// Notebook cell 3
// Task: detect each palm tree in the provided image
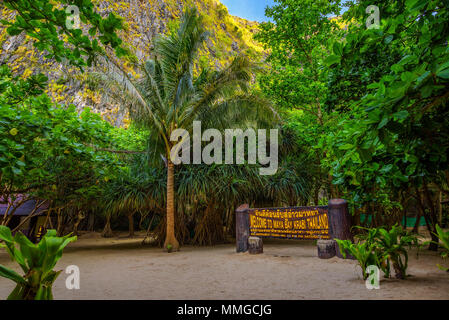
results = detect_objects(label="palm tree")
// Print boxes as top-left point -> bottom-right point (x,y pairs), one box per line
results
92,7 -> 275,251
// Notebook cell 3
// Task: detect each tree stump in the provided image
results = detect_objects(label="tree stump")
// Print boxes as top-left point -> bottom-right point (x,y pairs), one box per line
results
317,239 -> 336,259
248,236 -> 263,254
236,204 -> 250,252
328,199 -> 353,258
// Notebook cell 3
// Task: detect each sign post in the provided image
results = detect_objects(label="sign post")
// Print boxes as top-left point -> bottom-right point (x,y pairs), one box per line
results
235,199 -> 352,258
236,204 -> 250,253
328,199 -> 353,258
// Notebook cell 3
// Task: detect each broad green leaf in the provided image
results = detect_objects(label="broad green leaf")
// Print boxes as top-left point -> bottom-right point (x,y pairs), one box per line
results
393,110 -> 409,121
436,69 -> 449,79
324,55 -> 341,66
377,116 -> 388,129
0,265 -> 26,284
0,226 -> 14,243
7,284 -> 26,300
333,41 -> 343,56
436,61 -> 449,74
339,143 -> 354,150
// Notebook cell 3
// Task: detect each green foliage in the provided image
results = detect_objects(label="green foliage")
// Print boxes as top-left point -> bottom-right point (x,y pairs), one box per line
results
2,0 -> 447,249
372,225 -> 418,279
435,225 -> 449,255
217,4 -> 228,20
166,243 -> 173,253
98,7 -> 274,160
257,0 -> 449,241
433,225 -> 449,272
89,7 -> 277,249
0,64 -> 135,230
100,147 -> 312,246
255,0 -> 346,204
0,226 -> 76,300
326,0 -> 449,205
336,239 -> 379,280
103,163 -> 166,217
167,18 -> 181,35
337,225 -> 418,280
2,0 -> 129,69
256,0 -> 343,112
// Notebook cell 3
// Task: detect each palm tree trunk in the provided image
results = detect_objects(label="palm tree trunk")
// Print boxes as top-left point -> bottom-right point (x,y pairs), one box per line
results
72,210 -> 85,236
164,161 -> 180,251
128,212 -> 134,237
102,215 -> 113,238
56,208 -> 64,236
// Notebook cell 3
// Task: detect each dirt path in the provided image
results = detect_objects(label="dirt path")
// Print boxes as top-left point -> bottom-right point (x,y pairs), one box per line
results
1,232 -> 448,300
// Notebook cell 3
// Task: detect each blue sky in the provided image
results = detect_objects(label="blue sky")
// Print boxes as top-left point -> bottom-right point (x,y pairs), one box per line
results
220,0 -> 275,22
220,1 -> 348,22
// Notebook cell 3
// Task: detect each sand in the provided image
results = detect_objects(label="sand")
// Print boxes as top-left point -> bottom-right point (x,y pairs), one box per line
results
1,231 -> 448,300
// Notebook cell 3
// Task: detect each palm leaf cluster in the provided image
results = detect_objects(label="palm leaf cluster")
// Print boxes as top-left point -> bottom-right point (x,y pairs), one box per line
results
101,152 -> 312,245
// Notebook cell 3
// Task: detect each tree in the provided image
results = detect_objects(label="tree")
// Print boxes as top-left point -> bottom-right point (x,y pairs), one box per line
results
0,64 -> 127,234
255,0 -> 344,202
102,163 -> 165,238
325,0 -> 449,248
95,7 -> 274,251
256,0 -> 343,124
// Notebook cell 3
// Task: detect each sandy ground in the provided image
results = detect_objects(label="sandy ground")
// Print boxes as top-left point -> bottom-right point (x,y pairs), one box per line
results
1,231 -> 449,300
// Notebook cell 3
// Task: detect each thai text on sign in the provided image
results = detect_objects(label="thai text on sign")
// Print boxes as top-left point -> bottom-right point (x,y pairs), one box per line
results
248,206 -> 330,240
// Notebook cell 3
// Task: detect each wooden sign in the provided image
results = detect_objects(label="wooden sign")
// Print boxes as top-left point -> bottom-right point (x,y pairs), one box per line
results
235,199 -> 352,257
248,206 -> 330,240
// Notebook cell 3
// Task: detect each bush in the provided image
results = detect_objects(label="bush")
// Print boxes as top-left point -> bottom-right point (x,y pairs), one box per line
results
337,225 -> 418,280
374,225 -> 418,279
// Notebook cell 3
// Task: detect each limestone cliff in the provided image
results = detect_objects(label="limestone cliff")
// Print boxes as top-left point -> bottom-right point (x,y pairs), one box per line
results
0,0 -> 265,126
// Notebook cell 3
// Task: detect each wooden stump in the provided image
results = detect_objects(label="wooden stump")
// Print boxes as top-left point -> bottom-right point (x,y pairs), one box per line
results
236,204 -> 250,252
328,199 -> 353,259
248,236 -> 263,254
317,239 -> 336,259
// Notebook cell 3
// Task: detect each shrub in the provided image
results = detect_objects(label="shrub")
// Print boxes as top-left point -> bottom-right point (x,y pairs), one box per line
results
373,225 -> 418,279
337,224 -> 418,280
336,239 -> 379,280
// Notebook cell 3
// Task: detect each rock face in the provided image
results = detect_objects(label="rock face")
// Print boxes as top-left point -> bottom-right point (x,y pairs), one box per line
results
0,0 -> 265,127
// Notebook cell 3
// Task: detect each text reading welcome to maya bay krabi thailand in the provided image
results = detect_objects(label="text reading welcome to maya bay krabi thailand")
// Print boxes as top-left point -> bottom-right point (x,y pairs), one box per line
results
249,207 -> 330,239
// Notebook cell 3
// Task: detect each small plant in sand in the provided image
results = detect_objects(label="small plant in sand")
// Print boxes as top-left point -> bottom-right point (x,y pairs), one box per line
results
337,225 -> 418,280
0,226 -> 77,300
373,225 -> 418,279
166,243 -> 173,253
432,225 -> 449,272
335,239 -> 379,280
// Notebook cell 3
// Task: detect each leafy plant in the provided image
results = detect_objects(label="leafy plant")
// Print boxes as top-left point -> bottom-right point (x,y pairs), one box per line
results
336,239 -> 379,280
323,0 -> 449,248
337,225 -> 418,280
353,227 -> 391,278
166,243 -> 173,253
2,0 -> 129,68
432,225 -> 449,272
373,225 -> 418,279
0,226 -> 76,300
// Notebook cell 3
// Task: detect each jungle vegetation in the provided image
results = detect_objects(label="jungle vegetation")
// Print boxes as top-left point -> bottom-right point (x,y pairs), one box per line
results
0,0 -> 448,252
